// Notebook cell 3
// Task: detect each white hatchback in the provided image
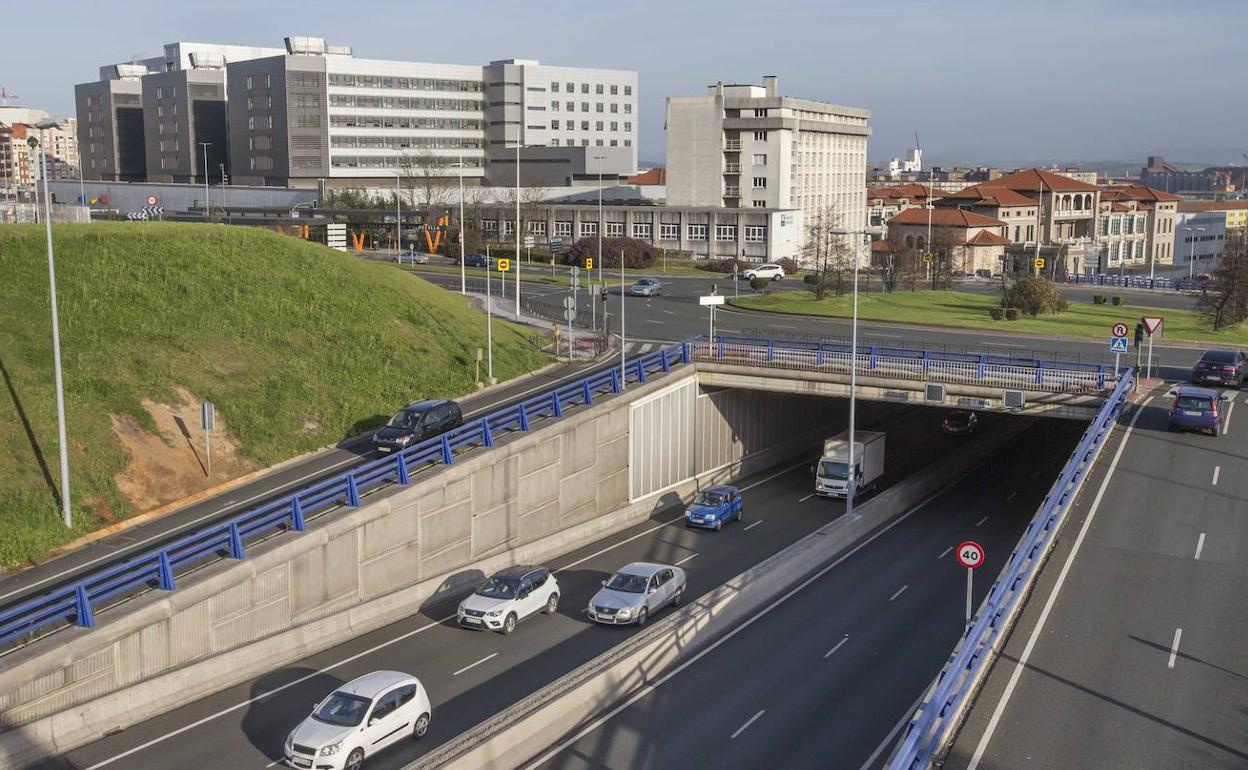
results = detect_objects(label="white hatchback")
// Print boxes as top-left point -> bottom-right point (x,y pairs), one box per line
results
742,263 -> 785,281
457,565 -> 560,634
284,670 -> 431,770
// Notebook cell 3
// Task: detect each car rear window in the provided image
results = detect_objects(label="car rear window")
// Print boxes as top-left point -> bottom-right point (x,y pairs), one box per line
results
1200,351 -> 1236,364
1176,396 -> 1213,410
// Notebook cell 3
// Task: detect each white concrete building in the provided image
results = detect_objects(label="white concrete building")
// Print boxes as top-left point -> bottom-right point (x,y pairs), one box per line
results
1175,209 -> 1227,271
665,75 -> 870,246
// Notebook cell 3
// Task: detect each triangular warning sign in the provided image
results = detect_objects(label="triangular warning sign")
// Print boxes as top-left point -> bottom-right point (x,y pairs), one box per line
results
1142,316 -> 1163,335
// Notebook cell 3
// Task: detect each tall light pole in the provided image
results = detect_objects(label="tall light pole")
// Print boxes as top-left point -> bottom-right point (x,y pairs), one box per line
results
1187,226 -> 1207,280
390,166 -> 402,262
455,157 -> 466,294
593,153 -> 607,285
197,141 -> 211,221
515,142 -> 522,319
31,129 -> 73,527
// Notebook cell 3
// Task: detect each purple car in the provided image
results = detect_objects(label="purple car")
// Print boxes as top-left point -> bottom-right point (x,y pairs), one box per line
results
1168,386 -> 1222,435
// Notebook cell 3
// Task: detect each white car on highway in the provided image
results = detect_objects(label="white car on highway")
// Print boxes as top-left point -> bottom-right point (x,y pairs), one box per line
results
741,263 -> 785,281
284,670 -> 430,770
587,562 -> 686,626
457,565 -> 560,634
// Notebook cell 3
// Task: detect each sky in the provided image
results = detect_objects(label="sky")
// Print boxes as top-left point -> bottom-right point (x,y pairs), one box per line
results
4,0 -> 1246,167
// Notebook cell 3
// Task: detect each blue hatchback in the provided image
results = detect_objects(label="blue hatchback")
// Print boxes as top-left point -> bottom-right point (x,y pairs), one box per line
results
684,485 -> 743,530
1168,386 -> 1222,435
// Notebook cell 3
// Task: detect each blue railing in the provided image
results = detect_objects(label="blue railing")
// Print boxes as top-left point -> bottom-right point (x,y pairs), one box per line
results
886,367 -> 1136,769
1061,273 -> 1211,292
0,344 -> 688,651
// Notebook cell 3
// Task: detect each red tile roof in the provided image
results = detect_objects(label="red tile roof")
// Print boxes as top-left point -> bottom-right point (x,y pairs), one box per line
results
940,184 -> 1035,207
986,168 -> 1101,193
966,230 -> 1010,246
627,167 -> 666,185
866,183 -> 940,201
1178,200 -> 1248,213
1101,185 -> 1182,203
889,207 -> 1007,228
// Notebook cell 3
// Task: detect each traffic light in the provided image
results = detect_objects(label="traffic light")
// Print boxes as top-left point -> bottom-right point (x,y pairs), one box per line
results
1134,322 -> 1145,346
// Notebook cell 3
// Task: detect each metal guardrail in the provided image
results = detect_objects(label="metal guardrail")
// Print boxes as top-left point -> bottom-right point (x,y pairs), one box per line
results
886,368 -> 1136,768
1061,273 -> 1211,292
0,335 -> 1123,654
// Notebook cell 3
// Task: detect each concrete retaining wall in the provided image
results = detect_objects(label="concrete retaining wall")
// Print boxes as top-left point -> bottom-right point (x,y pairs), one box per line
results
0,372 -> 839,768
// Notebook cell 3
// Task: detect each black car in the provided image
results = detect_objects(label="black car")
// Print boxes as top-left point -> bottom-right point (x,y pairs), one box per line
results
1191,348 -> 1247,387
941,410 -> 980,436
459,253 -> 489,268
373,399 -> 464,453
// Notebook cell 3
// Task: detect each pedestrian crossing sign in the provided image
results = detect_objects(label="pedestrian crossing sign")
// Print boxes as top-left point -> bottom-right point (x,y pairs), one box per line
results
1109,337 -> 1128,353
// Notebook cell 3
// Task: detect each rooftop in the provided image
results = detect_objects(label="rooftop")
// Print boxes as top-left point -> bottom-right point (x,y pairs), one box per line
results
889,208 -> 1007,228
985,168 -> 1101,193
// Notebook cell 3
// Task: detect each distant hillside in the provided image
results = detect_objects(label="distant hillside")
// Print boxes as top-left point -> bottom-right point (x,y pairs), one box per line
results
0,223 -> 547,566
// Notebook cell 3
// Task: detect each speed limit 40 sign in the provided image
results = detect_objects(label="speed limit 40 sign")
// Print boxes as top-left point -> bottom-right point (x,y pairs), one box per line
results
956,540 -> 985,570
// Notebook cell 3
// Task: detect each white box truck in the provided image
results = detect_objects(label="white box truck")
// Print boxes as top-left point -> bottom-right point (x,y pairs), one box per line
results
814,430 -> 886,499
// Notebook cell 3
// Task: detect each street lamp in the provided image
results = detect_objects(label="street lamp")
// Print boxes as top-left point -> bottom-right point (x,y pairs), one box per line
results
511,142 -> 544,319
30,128 -> 73,527
388,165 -> 402,262
1187,226 -> 1207,280
593,153 -> 607,286
197,141 -> 212,221
452,157 -> 468,294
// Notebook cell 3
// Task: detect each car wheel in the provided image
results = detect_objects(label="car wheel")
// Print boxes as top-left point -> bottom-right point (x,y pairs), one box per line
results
772,275 -> 781,281
636,607 -> 649,627
715,518 -> 723,531
671,587 -> 683,607
413,713 -> 431,739
502,613 -> 517,635
345,748 -> 365,770
544,593 -> 559,615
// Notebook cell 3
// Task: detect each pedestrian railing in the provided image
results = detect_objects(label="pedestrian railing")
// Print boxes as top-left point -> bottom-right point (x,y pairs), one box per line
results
1061,273 -> 1212,292
886,368 -> 1135,769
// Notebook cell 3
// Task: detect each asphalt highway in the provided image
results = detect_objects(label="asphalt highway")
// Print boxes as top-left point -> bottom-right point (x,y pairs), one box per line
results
44,401 -> 1022,770
944,386 -> 1248,769
529,418 -> 1087,770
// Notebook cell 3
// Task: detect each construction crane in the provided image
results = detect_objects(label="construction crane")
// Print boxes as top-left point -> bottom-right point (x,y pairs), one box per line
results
0,87 -> 17,106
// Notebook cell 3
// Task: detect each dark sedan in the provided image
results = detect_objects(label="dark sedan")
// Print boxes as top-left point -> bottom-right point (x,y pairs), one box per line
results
1191,348 -> 1247,387
373,399 -> 464,453
458,253 -> 489,268
941,410 -> 980,436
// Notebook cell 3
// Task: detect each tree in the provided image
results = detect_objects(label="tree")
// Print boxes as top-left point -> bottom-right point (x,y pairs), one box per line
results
1197,230 -> 1248,331
878,241 -> 903,293
800,205 -> 857,300
1004,277 -> 1066,316
928,229 -> 962,291
397,150 -> 455,252
563,236 -> 655,268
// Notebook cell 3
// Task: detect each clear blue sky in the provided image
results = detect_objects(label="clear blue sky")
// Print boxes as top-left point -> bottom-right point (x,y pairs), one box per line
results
5,0 -> 1245,166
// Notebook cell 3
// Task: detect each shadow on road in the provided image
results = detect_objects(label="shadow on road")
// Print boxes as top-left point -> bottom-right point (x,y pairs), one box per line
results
241,667 -> 347,762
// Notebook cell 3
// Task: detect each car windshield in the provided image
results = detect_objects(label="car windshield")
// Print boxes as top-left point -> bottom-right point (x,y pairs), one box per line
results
1200,351 -> 1236,364
693,491 -> 725,507
946,412 -> 972,424
475,575 -> 521,599
312,692 -> 371,727
605,572 -> 649,593
1177,396 -> 1213,411
387,408 -> 426,429
820,460 -> 848,480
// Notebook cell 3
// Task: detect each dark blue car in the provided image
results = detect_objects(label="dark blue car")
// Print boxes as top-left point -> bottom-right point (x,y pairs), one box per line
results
684,485 -> 743,530
460,253 -> 489,268
1168,386 -> 1222,435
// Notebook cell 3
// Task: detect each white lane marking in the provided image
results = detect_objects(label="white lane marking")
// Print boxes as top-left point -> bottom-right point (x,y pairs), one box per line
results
889,585 -> 908,602
526,468 -> 954,768
662,310 -> 675,315
1195,532 -> 1206,560
1212,466 -> 1220,486
798,493 -> 816,502
645,319 -> 664,325
1006,492 -> 1018,501
976,516 -> 989,527
1168,628 -> 1182,669
824,635 -> 849,659
730,709 -> 765,740
772,324 -> 797,330
858,692 -> 928,770
453,652 -> 499,677
1223,401 -> 1235,435
939,546 -> 954,559
743,520 -> 763,532
967,397 -> 1150,770
675,553 -> 699,566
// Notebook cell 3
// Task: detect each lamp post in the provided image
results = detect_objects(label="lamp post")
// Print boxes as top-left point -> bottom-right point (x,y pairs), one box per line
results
30,129 -> 73,527
197,141 -> 211,221
453,157 -> 467,294
593,153 -> 607,285
391,166 -> 402,263
1188,226 -> 1207,280
515,142 -> 522,319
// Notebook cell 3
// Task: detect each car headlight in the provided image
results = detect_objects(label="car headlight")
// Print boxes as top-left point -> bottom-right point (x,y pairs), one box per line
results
320,741 -> 342,756
395,434 -> 412,445
285,733 -> 293,751
616,607 -> 632,618
486,609 -> 503,617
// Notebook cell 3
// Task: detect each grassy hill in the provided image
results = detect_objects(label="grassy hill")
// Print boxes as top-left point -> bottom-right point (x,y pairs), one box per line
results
0,223 -> 547,567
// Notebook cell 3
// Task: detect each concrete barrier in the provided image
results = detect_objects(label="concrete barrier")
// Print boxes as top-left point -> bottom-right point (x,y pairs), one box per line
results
405,419 -> 1037,770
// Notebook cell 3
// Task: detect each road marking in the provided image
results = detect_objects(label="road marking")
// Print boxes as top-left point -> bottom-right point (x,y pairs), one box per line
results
976,515 -> 989,527
1006,492 -> 1018,501
1212,466 -> 1220,486
730,710 -> 765,739
453,652 -> 499,677
939,546 -> 954,559
1168,628 -> 1182,669
663,310 -> 675,315
859,692 -> 928,770
889,585 -> 908,602
675,553 -> 699,566
743,520 -> 763,531
645,319 -> 663,325
967,397 -> 1150,770
772,324 -> 797,329
1223,401 -> 1235,435
798,493 -> 816,502
1195,532 -> 1205,560
824,635 -> 850,659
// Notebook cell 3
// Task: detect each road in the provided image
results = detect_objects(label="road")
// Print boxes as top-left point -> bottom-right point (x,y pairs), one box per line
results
943,387 -> 1248,769
45,402 -> 1042,770
527,418 -> 1087,770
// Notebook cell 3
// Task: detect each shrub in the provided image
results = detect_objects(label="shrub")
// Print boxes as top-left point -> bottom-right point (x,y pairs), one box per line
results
988,307 -> 1004,320
562,236 -> 654,269
701,258 -> 740,274
749,277 -> 770,292
1006,277 -> 1065,316
1057,298 -> 1070,313
1004,307 -> 1020,320
1091,294 -> 1105,304
776,257 -> 800,275
803,274 -> 819,286
1111,296 -> 1123,306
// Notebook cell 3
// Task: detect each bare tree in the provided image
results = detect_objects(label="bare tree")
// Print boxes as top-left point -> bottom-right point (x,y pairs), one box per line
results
498,185 -> 549,259
928,229 -> 962,290
397,150 -> 456,251
1197,230 -> 1248,331
801,205 -> 856,300
879,239 -> 903,293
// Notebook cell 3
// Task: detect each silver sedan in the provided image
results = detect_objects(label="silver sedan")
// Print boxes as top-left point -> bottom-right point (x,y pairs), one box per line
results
587,562 -> 687,626
628,278 -> 662,297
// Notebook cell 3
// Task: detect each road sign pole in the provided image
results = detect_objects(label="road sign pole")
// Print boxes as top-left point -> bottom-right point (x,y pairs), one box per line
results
1147,335 -> 1154,380
966,567 -> 973,625
1115,351 -> 1121,379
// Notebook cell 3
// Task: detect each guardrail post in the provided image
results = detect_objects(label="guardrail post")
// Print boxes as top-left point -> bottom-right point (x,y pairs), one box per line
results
815,343 -> 824,367
922,350 -> 930,375
1036,361 -> 1045,386
1096,364 -> 1105,390
519,403 -> 531,429
582,379 -> 593,406
228,522 -> 245,559
869,346 -> 877,371
681,341 -> 691,364
610,369 -> 621,393
552,391 -> 564,417
396,451 -> 411,484
977,354 -> 986,379
636,358 -> 647,383
157,551 -> 176,591
74,585 -> 95,628
440,435 -> 454,465
660,350 -> 671,372
290,497 -> 307,532
347,474 -> 361,506
716,338 -> 724,359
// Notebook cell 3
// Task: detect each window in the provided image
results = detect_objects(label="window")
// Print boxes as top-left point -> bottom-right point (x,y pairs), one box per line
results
566,101 -> 574,111
580,221 -> 598,237
715,224 -> 737,241
551,81 -> 559,92
610,139 -> 618,146
502,220 -> 515,235
596,103 -> 604,113
624,85 -> 632,96
606,222 -> 624,237
753,130 -> 767,141
744,226 -> 767,241
753,200 -> 766,208
596,121 -> 604,131
752,153 -> 767,166
610,121 -> 618,131
632,222 -> 652,239
596,84 -> 604,94
753,177 -> 767,189
610,103 -> 618,113
596,139 -> 604,146
264,74 -> 271,88
551,138 -> 560,146
687,224 -> 707,240
566,82 -> 574,92
581,102 -> 590,112
581,83 -> 589,93
610,85 -> 618,95
581,120 -> 590,130
551,120 -> 559,129
624,139 -> 631,146
551,102 -> 559,111
482,219 -> 498,233
531,220 -> 547,235
754,108 -> 767,117
554,221 -> 572,237
624,104 -> 632,114
566,120 -> 574,130
624,122 -> 632,132
660,223 -> 680,240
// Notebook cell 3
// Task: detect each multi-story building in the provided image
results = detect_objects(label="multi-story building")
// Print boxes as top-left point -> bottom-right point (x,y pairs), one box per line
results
0,107 -> 79,186
1173,207 -> 1227,270
1177,200 -> 1248,230
142,66 -> 229,184
866,184 -> 938,229
1097,186 -> 1179,271
76,67 -> 148,181
665,76 -> 870,251
880,208 -> 1009,275
1139,155 -> 1234,194
936,183 -> 1040,243
866,165 -> 1002,193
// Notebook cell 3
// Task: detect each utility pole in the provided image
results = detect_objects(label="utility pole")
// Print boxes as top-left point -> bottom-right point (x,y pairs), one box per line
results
198,142 -> 211,221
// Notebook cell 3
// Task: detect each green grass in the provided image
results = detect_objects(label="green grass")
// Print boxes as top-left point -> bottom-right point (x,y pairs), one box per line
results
0,223 -> 548,567
729,289 -> 1247,345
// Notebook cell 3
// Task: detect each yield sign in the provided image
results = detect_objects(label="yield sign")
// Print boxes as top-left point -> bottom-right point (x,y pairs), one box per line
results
1142,316 -> 1164,335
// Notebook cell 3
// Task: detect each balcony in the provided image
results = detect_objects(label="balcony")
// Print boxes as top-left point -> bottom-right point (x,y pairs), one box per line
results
724,186 -> 741,197
1052,209 -> 1093,220
724,140 -> 742,151
724,163 -> 741,174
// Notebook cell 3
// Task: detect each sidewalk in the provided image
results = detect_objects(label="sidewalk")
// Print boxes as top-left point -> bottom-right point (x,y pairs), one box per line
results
467,290 -> 611,362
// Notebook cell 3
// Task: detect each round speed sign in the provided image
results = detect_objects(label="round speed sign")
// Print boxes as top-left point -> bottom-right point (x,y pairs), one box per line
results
956,540 -> 985,570
146,195 -> 159,206
1112,322 -> 1128,338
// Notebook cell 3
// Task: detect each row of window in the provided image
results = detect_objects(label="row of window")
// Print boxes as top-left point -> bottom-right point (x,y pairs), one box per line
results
244,75 -> 272,91
549,120 -> 632,132
327,74 -> 482,92
330,156 -> 485,169
549,138 -> 632,148
550,82 -> 632,96
330,135 -> 484,150
548,101 -> 633,115
1099,214 -> 1149,236
327,95 -> 482,112
484,220 -> 768,241
328,115 -> 482,131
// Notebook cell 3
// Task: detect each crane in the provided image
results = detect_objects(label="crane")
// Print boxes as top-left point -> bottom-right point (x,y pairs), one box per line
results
0,86 -> 17,106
